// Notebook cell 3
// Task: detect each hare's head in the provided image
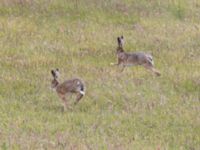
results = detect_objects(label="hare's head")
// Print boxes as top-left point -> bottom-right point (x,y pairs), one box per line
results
51,68 -> 60,89
117,36 -> 124,53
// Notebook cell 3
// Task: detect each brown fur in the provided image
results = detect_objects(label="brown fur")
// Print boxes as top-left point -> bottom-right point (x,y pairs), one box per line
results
112,36 -> 161,76
51,69 -> 85,111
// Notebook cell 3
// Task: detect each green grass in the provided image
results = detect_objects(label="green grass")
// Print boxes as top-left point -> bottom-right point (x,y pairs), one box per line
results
0,0 -> 200,149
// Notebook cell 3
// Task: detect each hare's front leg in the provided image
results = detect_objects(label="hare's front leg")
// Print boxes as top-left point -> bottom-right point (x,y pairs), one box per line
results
110,62 -> 119,66
119,64 -> 125,72
58,93 -> 68,111
110,58 -> 121,66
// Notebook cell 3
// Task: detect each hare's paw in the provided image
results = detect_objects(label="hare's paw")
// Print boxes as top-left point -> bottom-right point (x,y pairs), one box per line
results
110,62 -> 116,66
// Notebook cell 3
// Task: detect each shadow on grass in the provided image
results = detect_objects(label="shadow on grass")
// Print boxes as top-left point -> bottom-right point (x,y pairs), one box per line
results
42,104 -> 64,113
42,103 -> 80,113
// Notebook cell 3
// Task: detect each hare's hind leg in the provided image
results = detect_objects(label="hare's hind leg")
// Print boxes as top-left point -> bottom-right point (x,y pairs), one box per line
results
151,67 -> 161,76
143,64 -> 161,76
58,94 -> 68,111
74,93 -> 84,105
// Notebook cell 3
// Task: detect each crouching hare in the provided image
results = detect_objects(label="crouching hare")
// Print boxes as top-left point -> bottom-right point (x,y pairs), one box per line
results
111,36 -> 161,76
51,69 -> 85,111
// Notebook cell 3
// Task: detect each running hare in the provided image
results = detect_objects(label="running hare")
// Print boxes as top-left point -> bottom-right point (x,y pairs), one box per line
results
111,36 -> 161,76
51,68 -> 85,111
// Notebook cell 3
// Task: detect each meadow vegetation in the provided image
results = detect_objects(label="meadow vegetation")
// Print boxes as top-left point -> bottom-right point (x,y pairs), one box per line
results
0,0 -> 199,149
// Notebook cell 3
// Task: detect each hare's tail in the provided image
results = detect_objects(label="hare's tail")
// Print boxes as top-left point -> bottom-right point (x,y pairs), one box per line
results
147,54 -> 154,66
79,83 -> 85,95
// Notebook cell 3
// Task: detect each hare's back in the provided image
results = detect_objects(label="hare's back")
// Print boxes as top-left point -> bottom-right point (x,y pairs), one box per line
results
58,78 -> 83,93
127,52 -> 148,64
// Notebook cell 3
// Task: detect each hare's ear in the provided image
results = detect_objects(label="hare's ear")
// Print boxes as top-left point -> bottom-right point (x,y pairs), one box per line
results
51,70 -> 56,78
120,35 -> 124,46
117,37 -> 121,47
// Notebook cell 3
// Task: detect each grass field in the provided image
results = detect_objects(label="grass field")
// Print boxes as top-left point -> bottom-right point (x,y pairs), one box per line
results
0,0 -> 200,149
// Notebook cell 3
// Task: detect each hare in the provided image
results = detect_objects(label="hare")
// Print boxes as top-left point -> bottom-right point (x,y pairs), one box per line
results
51,68 -> 85,111
111,36 -> 161,76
